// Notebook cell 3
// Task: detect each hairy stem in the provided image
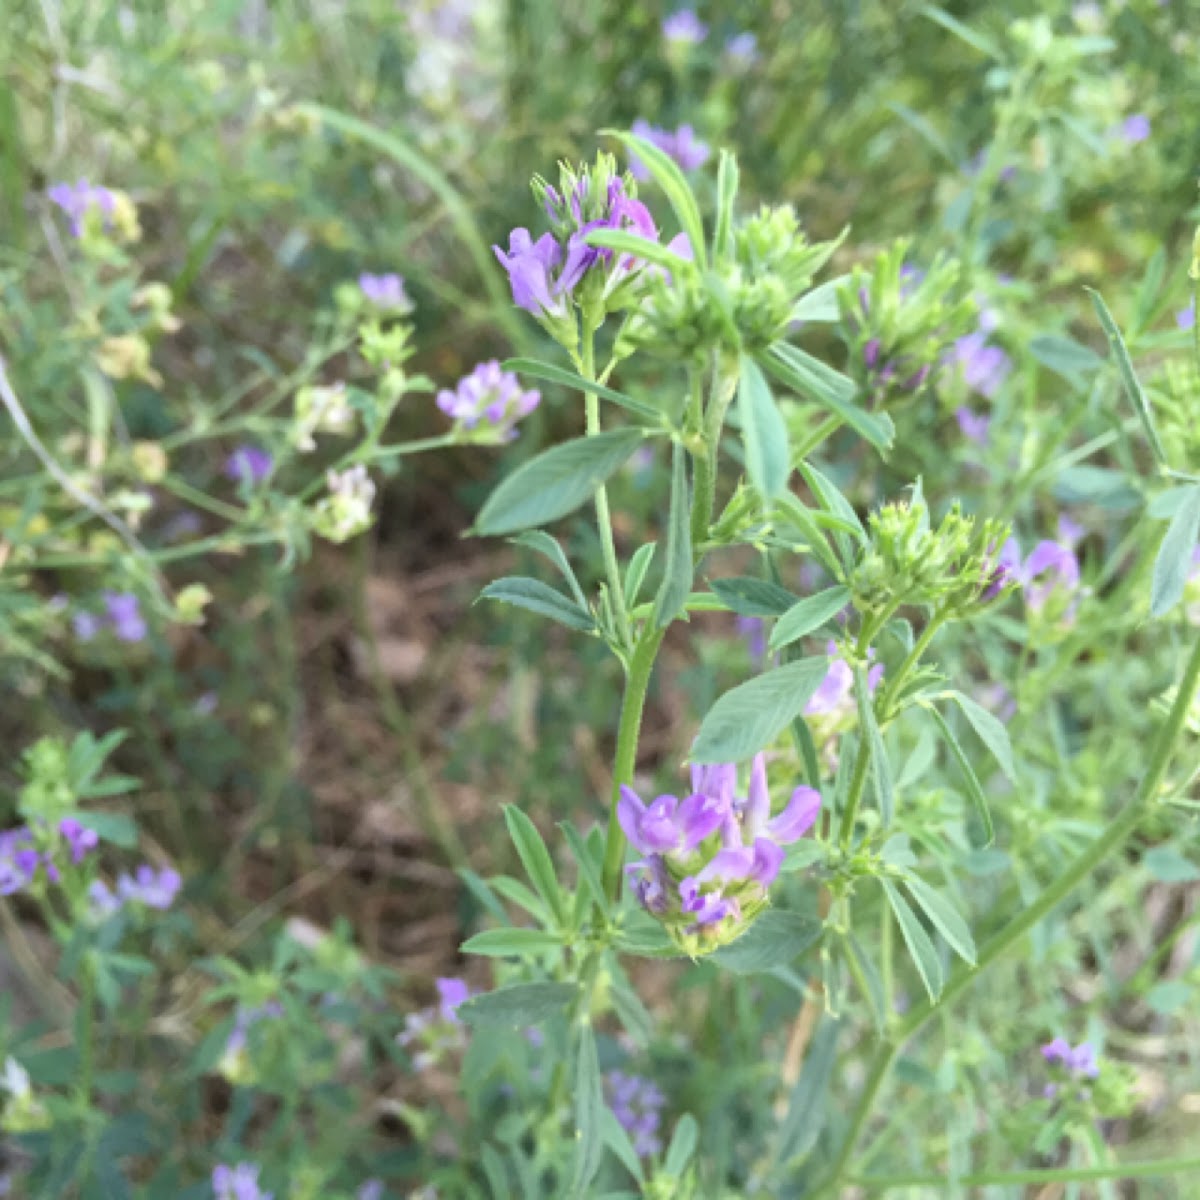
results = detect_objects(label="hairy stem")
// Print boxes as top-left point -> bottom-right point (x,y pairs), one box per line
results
816,627 -> 1200,1193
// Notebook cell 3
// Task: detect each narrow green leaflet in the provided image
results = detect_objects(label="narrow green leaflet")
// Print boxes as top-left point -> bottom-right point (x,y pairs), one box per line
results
767,343 -> 893,453
707,576 -> 799,617
713,150 -> 739,261
584,227 -> 691,271
560,822 -> 610,919
789,274 -> 859,325
1151,484 -> 1200,617
601,1109 -> 646,1186
773,494 -> 844,578
797,462 -> 867,541
769,585 -> 851,651
920,5 -> 1004,61
511,531 -> 588,608
480,1146 -> 513,1200
664,1114 -> 699,1177
853,664 -> 894,827
710,909 -> 822,974
460,928 -> 563,957
71,811 -> 137,849
845,934 -> 888,1031
571,1024 -> 605,1197
946,689 -> 1017,783
504,806 -> 565,926
885,101 -> 956,165
739,356 -> 792,502
480,578 -> 595,632
503,357 -> 661,423
692,657 -> 829,763
623,542 -> 658,609
924,704 -> 995,848
476,429 -> 645,535
775,1018 -> 840,1168
1028,334 -> 1103,383
902,874 -> 977,965
603,129 -> 707,270
458,982 -> 578,1029
1086,287 -> 1167,466
881,878 -> 944,1001
653,443 -> 693,628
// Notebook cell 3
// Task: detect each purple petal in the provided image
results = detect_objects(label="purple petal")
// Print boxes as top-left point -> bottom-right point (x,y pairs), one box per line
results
765,786 -> 822,844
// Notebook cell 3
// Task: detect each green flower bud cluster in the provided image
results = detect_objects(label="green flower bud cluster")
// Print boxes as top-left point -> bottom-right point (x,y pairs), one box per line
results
837,240 -> 977,410
18,736 -> 76,822
622,204 -> 839,361
1149,358 -> 1200,468
851,489 -> 1012,616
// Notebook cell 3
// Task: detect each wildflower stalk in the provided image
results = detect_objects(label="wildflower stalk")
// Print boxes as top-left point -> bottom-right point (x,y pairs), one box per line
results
816,626 -> 1200,1195
601,625 -> 667,902
876,605 -> 950,720
850,1153 -> 1200,1190
581,320 -> 633,650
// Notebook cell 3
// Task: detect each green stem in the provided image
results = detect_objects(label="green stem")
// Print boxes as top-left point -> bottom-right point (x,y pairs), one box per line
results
877,607 -> 949,720
793,414 -> 843,463
817,626 -> 1200,1194
581,326 -> 632,649
601,626 -> 667,902
835,740 -> 872,851
76,955 -> 96,1105
851,1154 -> 1200,1190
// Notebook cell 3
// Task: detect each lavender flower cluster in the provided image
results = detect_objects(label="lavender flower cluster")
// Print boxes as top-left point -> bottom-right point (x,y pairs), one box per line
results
437,360 -> 540,441
0,819 -> 98,895
606,1070 -> 666,1157
89,864 -> 182,916
398,977 -> 473,1070
212,1163 -> 272,1200
73,591 -> 148,643
1041,1037 -> 1100,1099
47,178 -> 116,236
621,754 -> 821,953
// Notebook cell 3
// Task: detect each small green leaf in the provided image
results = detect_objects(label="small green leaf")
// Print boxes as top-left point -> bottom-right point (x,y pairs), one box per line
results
845,934 -> 888,1031
739,356 -> 791,502
601,1109 -> 647,1185
504,806 -> 565,926
853,665 -> 893,827
664,1114 -> 699,1177
69,812 -> 137,849
476,429 -> 646,536
925,705 -> 995,848
1029,334 -> 1103,382
881,879 -> 944,1002
1146,980 -> 1192,1015
584,227 -> 691,272
710,910 -> 822,974
511,531 -> 588,607
773,495 -> 843,577
458,982 -> 578,1029
1086,286 -> 1167,466
604,128 -> 707,270
560,822 -> 610,919
776,1018 -> 840,1166
713,150 -> 739,262
797,462 -> 867,552
1151,484 -> 1200,617
902,874 -> 976,965
920,5 -> 1004,60
708,576 -> 799,617
623,542 -> 658,609
768,344 -> 893,453
570,1024 -> 604,1197
1143,846 -> 1200,883
480,577 -> 595,632
691,657 -> 830,763
503,357 -> 661,423
946,690 -> 1017,783
789,274 -> 859,325
653,444 -> 693,628
461,928 -> 562,958
769,586 -> 851,651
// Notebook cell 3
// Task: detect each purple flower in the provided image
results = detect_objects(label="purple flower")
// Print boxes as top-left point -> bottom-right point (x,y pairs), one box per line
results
623,753 -> 822,947
1118,114 -> 1151,144
606,1070 -> 667,1157
806,643 -> 883,718
118,864 -> 182,909
662,10 -> 708,43
357,1184 -> 385,1200
436,361 -> 540,440
1042,1037 -> 1100,1079
436,977 -> 471,1023
629,120 -> 711,181
956,407 -> 990,446
949,331 -> 1011,399
212,1163 -> 272,1200
88,879 -> 122,918
225,445 -> 273,486
0,829 -> 38,896
358,272 -> 411,312
72,612 -> 102,642
1177,300 -> 1195,331
58,819 -> 99,865
47,179 -> 116,237
103,592 -> 147,643
725,32 -> 759,63
494,229 -> 570,318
